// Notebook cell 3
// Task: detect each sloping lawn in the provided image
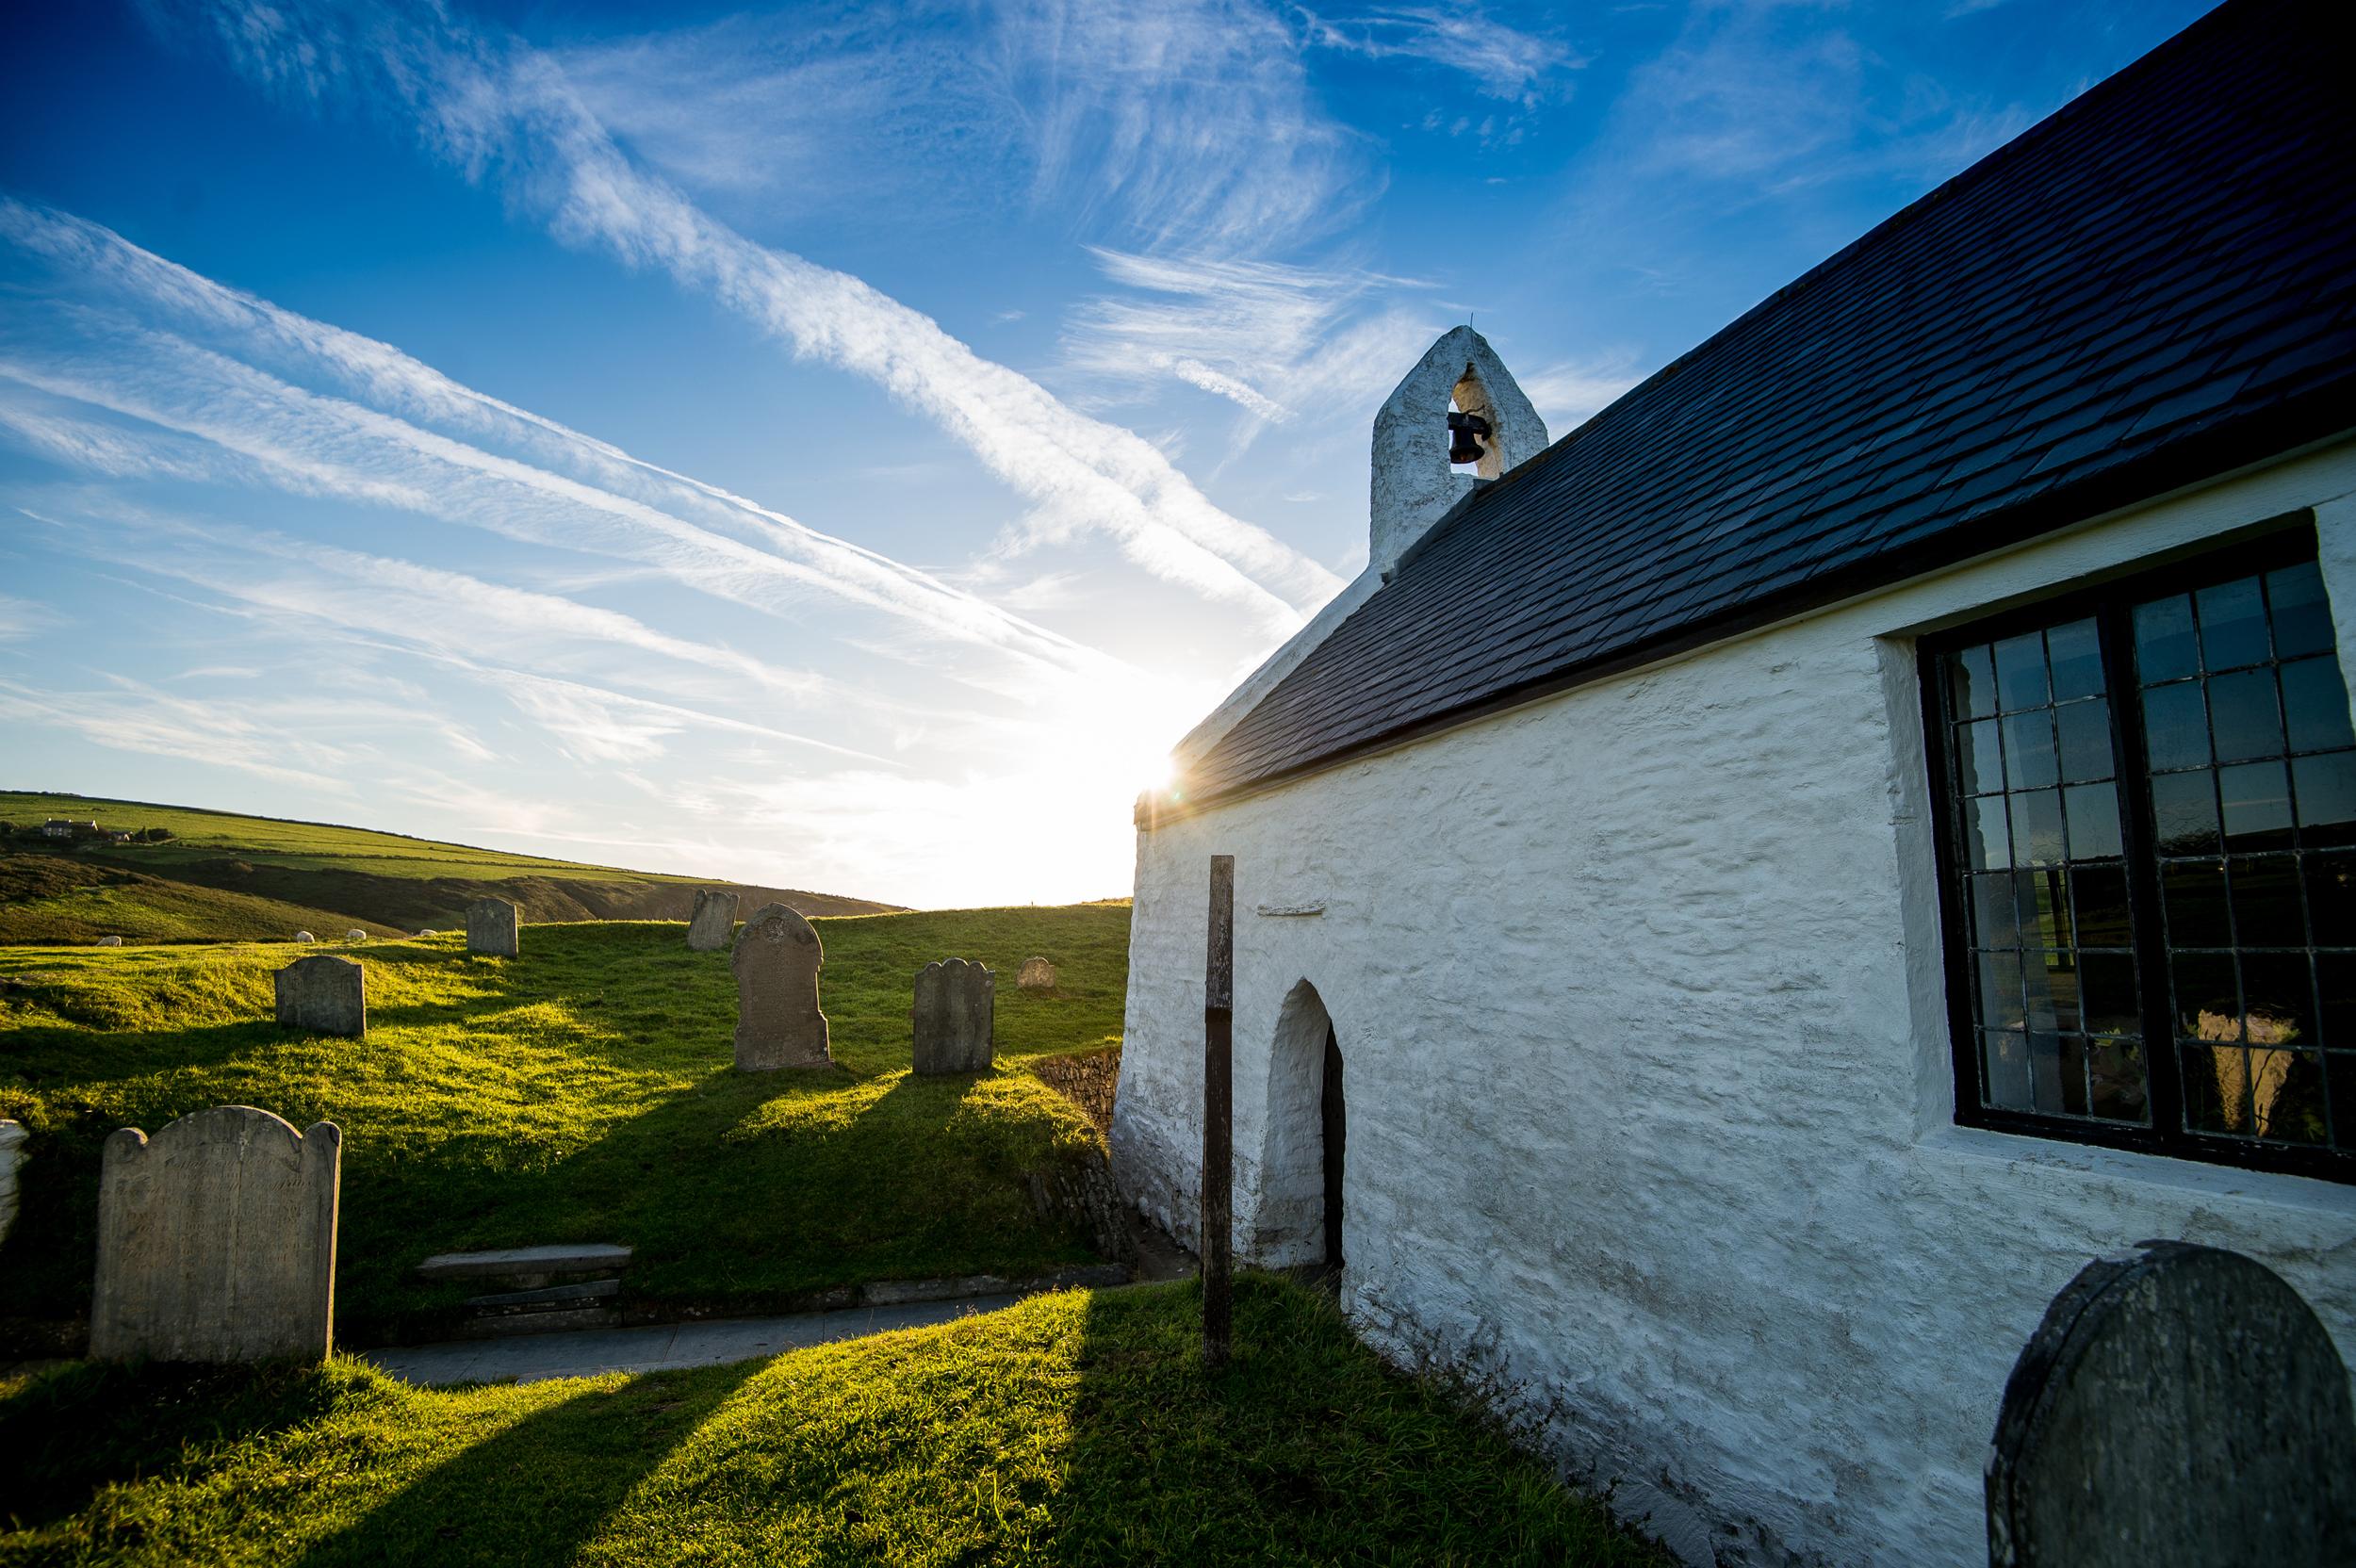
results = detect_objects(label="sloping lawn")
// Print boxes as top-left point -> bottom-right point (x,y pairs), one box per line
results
0,906 -> 1131,1345
0,1277 -> 1663,1567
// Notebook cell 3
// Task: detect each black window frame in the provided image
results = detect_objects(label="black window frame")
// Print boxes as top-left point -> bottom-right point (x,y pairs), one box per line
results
1919,519 -> 2352,1184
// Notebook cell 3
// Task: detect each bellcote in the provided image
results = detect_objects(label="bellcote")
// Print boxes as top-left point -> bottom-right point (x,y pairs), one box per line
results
1369,326 -> 1546,577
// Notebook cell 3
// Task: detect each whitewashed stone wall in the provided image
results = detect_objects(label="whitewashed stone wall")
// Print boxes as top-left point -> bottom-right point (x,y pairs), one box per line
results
1114,441 -> 2356,1565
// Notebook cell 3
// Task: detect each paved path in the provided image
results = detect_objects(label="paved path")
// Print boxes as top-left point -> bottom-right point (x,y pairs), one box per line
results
364,1294 -> 1023,1386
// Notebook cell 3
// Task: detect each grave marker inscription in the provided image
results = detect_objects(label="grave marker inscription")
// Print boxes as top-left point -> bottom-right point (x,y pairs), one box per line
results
686,889 -> 740,951
90,1106 -> 341,1364
466,897 -> 520,957
913,958 -> 994,1074
731,903 -> 829,1070
274,954 -> 366,1037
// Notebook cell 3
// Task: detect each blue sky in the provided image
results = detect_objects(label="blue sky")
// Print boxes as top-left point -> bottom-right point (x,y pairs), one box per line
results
0,0 -> 2210,907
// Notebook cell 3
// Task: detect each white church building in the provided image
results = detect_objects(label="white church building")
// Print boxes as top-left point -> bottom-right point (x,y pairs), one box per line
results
1112,2 -> 2356,1561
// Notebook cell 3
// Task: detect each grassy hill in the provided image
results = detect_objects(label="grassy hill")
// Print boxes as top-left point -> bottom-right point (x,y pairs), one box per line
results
0,1278 -> 1663,1566
0,905 -> 1129,1347
0,792 -> 900,943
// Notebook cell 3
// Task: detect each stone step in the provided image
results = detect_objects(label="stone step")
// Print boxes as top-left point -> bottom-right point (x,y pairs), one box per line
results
460,1304 -> 623,1338
417,1243 -> 632,1291
464,1278 -> 623,1315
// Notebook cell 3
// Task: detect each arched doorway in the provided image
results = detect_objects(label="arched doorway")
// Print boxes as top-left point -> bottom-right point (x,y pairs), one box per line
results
1255,980 -> 1345,1272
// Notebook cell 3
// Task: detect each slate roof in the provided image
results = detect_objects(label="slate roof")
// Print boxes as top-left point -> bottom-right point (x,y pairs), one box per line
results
1182,0 -> 2356,806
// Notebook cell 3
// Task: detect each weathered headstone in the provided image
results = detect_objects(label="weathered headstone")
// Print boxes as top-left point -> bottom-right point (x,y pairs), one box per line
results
0,1120 -> 25,1250
912,958 -> 994,1074
274,954 -> 366,1037
343,928 -> 368,943
1988,1241 -> 2356,1567
1017,956 -> 1056,990
466,897 -> 520,957
292,930 -> 316,943
93,936 -> 123,948
90,1106 -> 341,1363
731,903 -> 829,1070
686,888 -> 739,952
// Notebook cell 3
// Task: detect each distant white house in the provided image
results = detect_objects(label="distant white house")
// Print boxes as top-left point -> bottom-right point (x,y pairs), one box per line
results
41,819 -> 96,840
1115,5 -> 2356,1563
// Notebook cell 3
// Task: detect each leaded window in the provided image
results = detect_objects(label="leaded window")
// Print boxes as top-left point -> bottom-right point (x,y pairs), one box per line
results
1924,531 -> 2354,1181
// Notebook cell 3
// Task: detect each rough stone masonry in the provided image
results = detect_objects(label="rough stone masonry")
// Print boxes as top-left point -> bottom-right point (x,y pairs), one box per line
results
274,954 -> 366,1038
466,897 -> 520,957
90,1105 -> 342,1364
913,958 -> 994,1074
732,902 -> 830,1070
686,888 -> 739,952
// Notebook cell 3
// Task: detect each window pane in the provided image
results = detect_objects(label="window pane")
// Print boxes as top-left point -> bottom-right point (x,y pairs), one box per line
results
2228,856 -> 2303,947
2001,710 -> 2057,789
2055,698 -> 2115,782
2027,1031 -> 2069,1114
2173,951 -> 2239,1037
2021,869 -> 2071,950
2135,593 -> 2199,682
2064,784 -> 2122,859
1968,794 -> 2012,870
2308,852 -> 2356,947
2197,575 -> 2269,671
1994,630 -> 2049,710
2074,864 -> 2133,946
1985,1030 -> 2032,1110
2141,681 -> 2210,771
2266,562 -> 2334,659
2281,657 -> 2355,752
2207,666 -> 2283,762
2293,751 -> 2356,847
2027,950 -> 2078,1033
2047,618 -> 2105,701
2332,1054 -> 2356,1145
2011,788 -> 2066,867
2079,952 -> 2141,1036
2150,770 -> 2220,855
1956,718 -> 2004,794
2219,760 -> 2293,851
2322,965 -> 2354,1045
2089,1039 -> 2150,1121
2162,858 -> 2230,947
2243,951 -> 2315,1045
1970,873 -> 2021,949
1980,951 -> 2025,1030
1951,644 -> 1998,718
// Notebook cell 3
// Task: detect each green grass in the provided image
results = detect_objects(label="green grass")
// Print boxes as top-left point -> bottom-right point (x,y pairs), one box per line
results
0,906 -> 1131,1344
0,1277 -> 1664,1566
0,792 -> 666,882
0,792 -> 899,941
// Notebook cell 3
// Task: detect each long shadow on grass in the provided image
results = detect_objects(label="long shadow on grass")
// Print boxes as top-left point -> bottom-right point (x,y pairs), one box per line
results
290,1358 -> 764,1568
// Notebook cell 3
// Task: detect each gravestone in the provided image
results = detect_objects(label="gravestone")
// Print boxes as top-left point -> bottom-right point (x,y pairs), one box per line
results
293,930 -> 316,943
731,903 -> 829,1070
1017,956 -> 1056,990
913,958 -> 994,1074
274,954 -> 366,1037
90,1106 -> 341,1363
466,897 -> 520,957
1988,1240 -> 2356,1567
93,936 -> 122,948
0,1119 -> 25,1250
686,889 -> 740,952
343,929 -> 368,943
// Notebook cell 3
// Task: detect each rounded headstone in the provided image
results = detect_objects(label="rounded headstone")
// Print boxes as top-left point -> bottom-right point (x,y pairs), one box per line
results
1017,956 -> 1057,990
913,957 -> 995,1074
465,898 -> 520,957
686,888 -> 740,952
1988,1241 -> 2356,1566
274,954 -> 367,1038
730,903 -> 829,1070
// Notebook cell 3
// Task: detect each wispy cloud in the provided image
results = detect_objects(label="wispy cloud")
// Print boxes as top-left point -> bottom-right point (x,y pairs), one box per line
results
1298,6 -> 1584,101
1519,351 -> 1647,431
146,1 -> 1341,628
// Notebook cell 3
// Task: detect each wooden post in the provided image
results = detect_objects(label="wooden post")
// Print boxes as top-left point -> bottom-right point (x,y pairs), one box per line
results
1202,854 -> 1235,1370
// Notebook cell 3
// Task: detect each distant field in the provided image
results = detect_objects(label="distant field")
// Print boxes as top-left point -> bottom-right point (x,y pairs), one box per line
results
0,1278 -> 1663,1567
0,791 -> 899,941
0,904 -> 1130,1346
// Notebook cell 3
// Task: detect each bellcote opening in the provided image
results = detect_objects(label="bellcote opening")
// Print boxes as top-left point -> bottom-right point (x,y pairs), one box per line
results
1448,368 -> 1506,481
